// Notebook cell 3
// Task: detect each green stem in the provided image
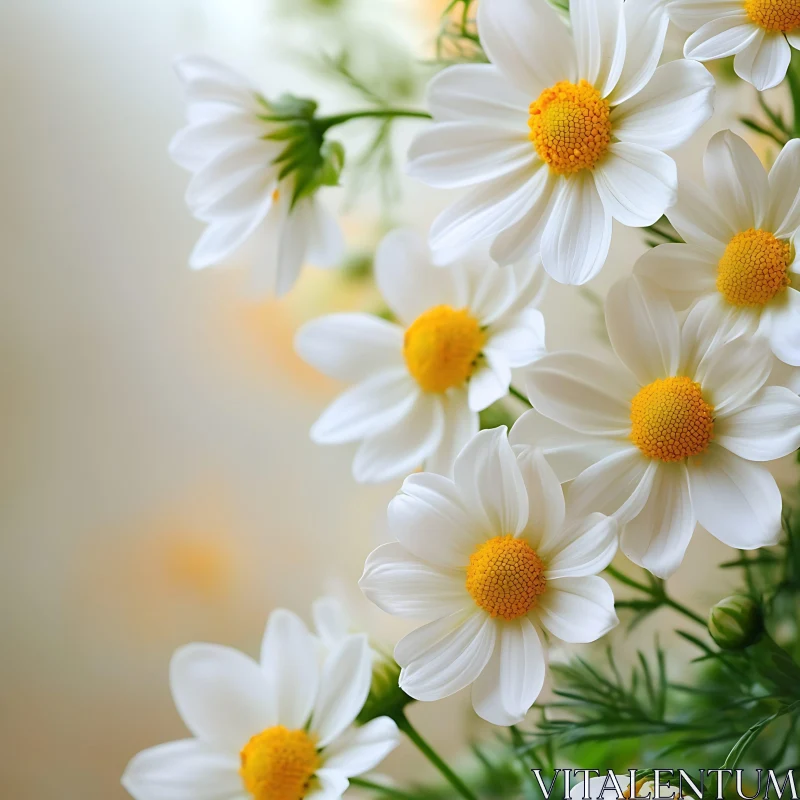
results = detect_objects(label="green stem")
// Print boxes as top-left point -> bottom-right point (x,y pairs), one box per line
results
394,711 -> 479,800
605,565 -> 706,627
662,597 -> 707,628
349,777 -> 421,800
508,385 -> 532,407
317,108 -> 432,132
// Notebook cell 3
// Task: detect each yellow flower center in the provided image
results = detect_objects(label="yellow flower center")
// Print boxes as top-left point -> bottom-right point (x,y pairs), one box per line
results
465,536 -> 547,621
403,305 -> 485,393
240,726 -> 320,800
745,0 -> 800,31
717,228 -> 792,307
630,377 -> 715,462
528,80 -> 612,175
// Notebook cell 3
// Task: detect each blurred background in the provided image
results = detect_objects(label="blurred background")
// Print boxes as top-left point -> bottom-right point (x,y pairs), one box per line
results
0,1 -> 796,797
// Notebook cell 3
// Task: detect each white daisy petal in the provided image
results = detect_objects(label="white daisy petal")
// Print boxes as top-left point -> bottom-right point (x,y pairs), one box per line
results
312,597 -> 350,650
541,171 -> 612,285
353,393 -> 445,483
571,0 -> 627,97
544,513 -> 618,579
611,60 -> 715,151
515,447 -> 566,553
468,362 -> 511,412
566,448 -> 657,524
260,609 -> 319,730
679,293 -> 759,376
510,410 -> 633,482
605,275 -> 680,384
526,352 -> 636,435
703,130 -> 768,232
122,740 -> 242,800
170,644 -> 275,753
189,210 -> 269,270
307,769 -> 349,800
425,389 -> 479,478
620,463 -> 694,578
716,385 -> 800,460
477,0 -> 577,95
684,15 -> 760,60
767,138 -> 800,237
471,617 -> 545,726
697,335 -> 772,416
397,610 -> 497,701
170,115 -> 264,172
295,314 -> 404,383
408,123 -> 534,189
306,200 -> 345,268
484,310 -> 547,370
594,144 -> 676,227
453,427 -> 529,536
374,228 -> 457,323
186,141 -> 273,214
429,163 -> 551,265
610,0 -> 670,105
666,181 -> 736,256
359,542 -> 468,619
321,718 -> 400,778
734,28 -> 792,91
427,64 -> 531,128
490,175 -> 561,266
276,198 -> 316,296
311,635 -> 372,748
669,0 -> 749,31
536,576 -> 618,643
310,370 -> 418,445
389,472 -> 486,567
633,244 -> 717,309
174,55 -> 253,107
461,260 -> 518,325
769,288 -> 800,365
689,446 -> 782,549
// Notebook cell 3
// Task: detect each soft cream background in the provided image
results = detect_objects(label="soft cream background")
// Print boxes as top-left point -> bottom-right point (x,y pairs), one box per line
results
0,1 -> 794,797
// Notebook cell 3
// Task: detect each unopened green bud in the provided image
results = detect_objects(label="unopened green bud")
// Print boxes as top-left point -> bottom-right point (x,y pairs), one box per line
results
356,647 -> 413,724
708,594 -> 764,651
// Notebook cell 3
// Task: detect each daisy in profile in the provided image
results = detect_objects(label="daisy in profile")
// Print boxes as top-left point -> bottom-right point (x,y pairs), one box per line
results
122,608 -> 399,800
170,55 -> 344,295
407,0 -> 715,285
295,228 -> 547,483
360,427 -> 618,726
517,276 -> 800,578
636,130 -> 800,366
671,0 -> 800,90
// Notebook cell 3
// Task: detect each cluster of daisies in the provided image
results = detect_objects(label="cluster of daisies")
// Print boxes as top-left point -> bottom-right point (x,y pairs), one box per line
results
127,0 -> 800,797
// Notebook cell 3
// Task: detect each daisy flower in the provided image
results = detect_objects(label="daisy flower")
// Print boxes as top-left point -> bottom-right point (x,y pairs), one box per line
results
360,427 -> 618,726
636,130 -> 800,366
122,608 -> 399,800
294,228 -> 547,483
170,55 -> 344,295
406,0 -> 715,285
517,276 -> 800,578
671,0 -> 800,90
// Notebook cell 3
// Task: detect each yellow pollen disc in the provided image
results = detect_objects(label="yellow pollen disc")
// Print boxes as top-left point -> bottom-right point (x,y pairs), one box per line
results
528,80 -> 612,175
717,228 -> 792,307
403,305 -> 485,393
466,535 -> 547,621
630,377 -> 714,462
744,0 -> 800,31
240,726 -> 320,800
271,188 -> 280,203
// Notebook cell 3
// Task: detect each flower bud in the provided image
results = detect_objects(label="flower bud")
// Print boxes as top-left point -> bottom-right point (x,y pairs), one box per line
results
708,594 -> 764,651
356,646 -> 413,724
